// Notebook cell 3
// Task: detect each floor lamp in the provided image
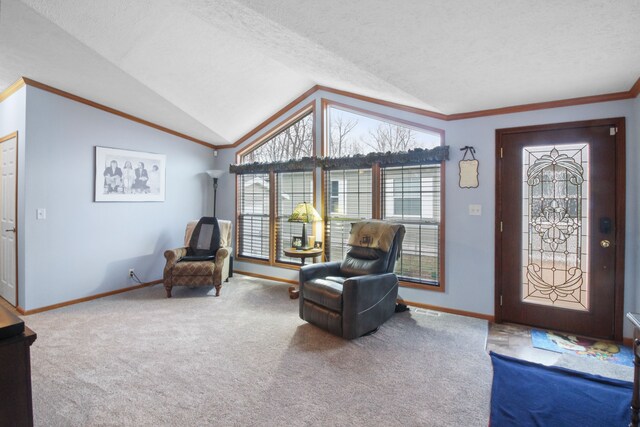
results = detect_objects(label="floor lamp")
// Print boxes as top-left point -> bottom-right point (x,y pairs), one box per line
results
206,169 -> 225,217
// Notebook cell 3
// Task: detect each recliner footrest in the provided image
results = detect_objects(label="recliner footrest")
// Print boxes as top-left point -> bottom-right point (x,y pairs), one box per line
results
302,301 -> 342,337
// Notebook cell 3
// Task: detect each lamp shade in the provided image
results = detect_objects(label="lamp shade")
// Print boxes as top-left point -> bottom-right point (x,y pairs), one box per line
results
288,202 -> 322,223
206,169 -> 225,179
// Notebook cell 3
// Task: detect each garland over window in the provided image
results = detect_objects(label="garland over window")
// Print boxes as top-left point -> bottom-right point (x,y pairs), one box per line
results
229,146 -> 449,174
230,157 -> 317,174
320,146 -> 449,170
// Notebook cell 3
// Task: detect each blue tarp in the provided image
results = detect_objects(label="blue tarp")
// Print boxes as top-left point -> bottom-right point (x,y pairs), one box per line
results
489,352 -> 633,426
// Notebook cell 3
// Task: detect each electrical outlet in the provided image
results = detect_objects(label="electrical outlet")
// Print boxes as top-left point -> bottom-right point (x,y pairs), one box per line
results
129,269 -> 134,278
469,204 -> 482,216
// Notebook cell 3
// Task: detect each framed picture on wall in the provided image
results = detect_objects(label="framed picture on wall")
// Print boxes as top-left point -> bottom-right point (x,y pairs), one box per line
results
95,146 -> 166,202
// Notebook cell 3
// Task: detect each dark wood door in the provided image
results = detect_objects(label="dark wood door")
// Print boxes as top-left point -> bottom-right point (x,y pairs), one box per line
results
496,118 -> 625,340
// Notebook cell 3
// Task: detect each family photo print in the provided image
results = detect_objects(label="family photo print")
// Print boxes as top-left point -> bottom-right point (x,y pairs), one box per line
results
95,146 -> 166,202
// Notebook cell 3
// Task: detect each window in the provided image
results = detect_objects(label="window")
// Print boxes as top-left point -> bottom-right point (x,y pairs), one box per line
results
242,113 -> 313,163
392,175 -> 421,217
327,105 -> 441,157
382,165 -> 441,284
276,171 -> 313,264
236,108 -> 315,265
237,174 -> 270,260
329,181 -> 341,213
324,103 -> 444,287
325,169 -> 372,262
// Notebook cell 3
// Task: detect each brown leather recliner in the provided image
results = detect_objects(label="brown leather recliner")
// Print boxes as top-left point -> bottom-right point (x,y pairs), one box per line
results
299,220 -> 405,339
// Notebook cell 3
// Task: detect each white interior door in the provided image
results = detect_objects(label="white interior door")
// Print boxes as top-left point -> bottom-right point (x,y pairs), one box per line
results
0,134 -> 17,306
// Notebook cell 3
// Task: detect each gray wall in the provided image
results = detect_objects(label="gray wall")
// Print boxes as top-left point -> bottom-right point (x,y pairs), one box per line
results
214,91 -> 639,335
20,86 -> 215,310
0,86 -> 27,307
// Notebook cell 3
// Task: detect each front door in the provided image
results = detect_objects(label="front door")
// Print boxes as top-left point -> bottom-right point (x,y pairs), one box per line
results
0,133 -> 18,306
496,119 -> 625,340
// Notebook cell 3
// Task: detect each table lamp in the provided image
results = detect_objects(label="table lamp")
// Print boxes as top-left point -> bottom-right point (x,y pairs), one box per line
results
288,202 -> 322,250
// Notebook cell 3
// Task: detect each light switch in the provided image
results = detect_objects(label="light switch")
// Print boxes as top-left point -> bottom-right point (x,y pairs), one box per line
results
469,204 -> 482,216
36,208 -> 46,220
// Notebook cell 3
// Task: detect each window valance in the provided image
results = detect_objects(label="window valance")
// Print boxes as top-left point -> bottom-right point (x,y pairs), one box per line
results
320,146 -> 449,170
229,157 -> 317,174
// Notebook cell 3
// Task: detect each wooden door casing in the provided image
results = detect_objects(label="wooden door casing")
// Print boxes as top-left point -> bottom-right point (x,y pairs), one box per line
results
495,119 -> 625,341
0,132 -> 18,307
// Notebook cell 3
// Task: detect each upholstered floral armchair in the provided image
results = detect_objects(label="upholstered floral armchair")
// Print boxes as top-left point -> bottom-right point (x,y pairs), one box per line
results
163,219 -> 232,297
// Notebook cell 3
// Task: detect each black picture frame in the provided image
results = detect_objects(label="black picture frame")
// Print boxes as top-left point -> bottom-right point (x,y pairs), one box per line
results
292,236 -> 303,250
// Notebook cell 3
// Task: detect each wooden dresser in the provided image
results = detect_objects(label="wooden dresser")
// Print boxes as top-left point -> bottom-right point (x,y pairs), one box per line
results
0,306 -> 37,427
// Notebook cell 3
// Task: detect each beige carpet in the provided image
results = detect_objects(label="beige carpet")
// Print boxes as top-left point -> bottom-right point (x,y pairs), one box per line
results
24,275 -> 492,426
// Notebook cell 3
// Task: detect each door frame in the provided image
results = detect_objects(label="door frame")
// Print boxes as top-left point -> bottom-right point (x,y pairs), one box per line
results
495,118 -> 626,340
0,131 -> 19,307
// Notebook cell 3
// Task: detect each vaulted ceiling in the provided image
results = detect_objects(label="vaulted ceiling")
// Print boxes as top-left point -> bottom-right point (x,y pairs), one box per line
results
1,0 -> 639,144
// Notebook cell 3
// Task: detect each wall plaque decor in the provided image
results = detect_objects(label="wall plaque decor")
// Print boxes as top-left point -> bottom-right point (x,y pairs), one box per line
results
95,146 -> 166,202
459,146 -> 479,188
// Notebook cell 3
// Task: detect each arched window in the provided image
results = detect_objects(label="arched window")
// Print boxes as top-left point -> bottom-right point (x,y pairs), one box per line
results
236,107 -> 315,265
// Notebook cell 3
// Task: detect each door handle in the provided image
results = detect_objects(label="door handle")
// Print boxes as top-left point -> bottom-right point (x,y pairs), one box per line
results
4,228 -> 15,233
600,239 -> 611,248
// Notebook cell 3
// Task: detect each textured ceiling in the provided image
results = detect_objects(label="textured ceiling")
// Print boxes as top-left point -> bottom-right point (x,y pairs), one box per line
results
238,0 -> 640,113
1,0 -> 639,144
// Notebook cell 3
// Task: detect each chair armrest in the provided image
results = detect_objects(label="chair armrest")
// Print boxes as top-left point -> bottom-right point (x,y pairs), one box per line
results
341,272 -> 399,338
342,273 -> 398,314
163,247 -> 188,288
299,261 -> 341,319
215,247 -> 230,259
215,247 -> 230,267
299,261 -> 342,285
164,247 -> 188,267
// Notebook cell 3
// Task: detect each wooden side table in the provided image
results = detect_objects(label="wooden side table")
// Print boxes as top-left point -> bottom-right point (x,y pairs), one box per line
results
283,248 -> 323,299
283,248 -> 323,266
626,312 -> 640,427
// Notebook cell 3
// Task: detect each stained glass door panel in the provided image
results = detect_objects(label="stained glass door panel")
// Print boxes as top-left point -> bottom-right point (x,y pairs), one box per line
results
521,144 -> 589,311
497,120 -> 623,340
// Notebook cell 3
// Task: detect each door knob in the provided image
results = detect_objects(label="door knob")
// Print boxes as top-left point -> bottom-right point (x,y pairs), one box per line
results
600,239 -> 611,248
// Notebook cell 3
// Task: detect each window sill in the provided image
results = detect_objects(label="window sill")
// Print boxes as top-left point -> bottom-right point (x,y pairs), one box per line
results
235,256 -> 271,266
399,280 -> 444,293
235,255 -> 307,271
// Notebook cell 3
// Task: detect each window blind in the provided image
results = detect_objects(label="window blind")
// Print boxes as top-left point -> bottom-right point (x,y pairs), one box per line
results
237,173 -> 270,260
324,168 -> 373,262
382,165 -> 441,284
275,171 -> 314,264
